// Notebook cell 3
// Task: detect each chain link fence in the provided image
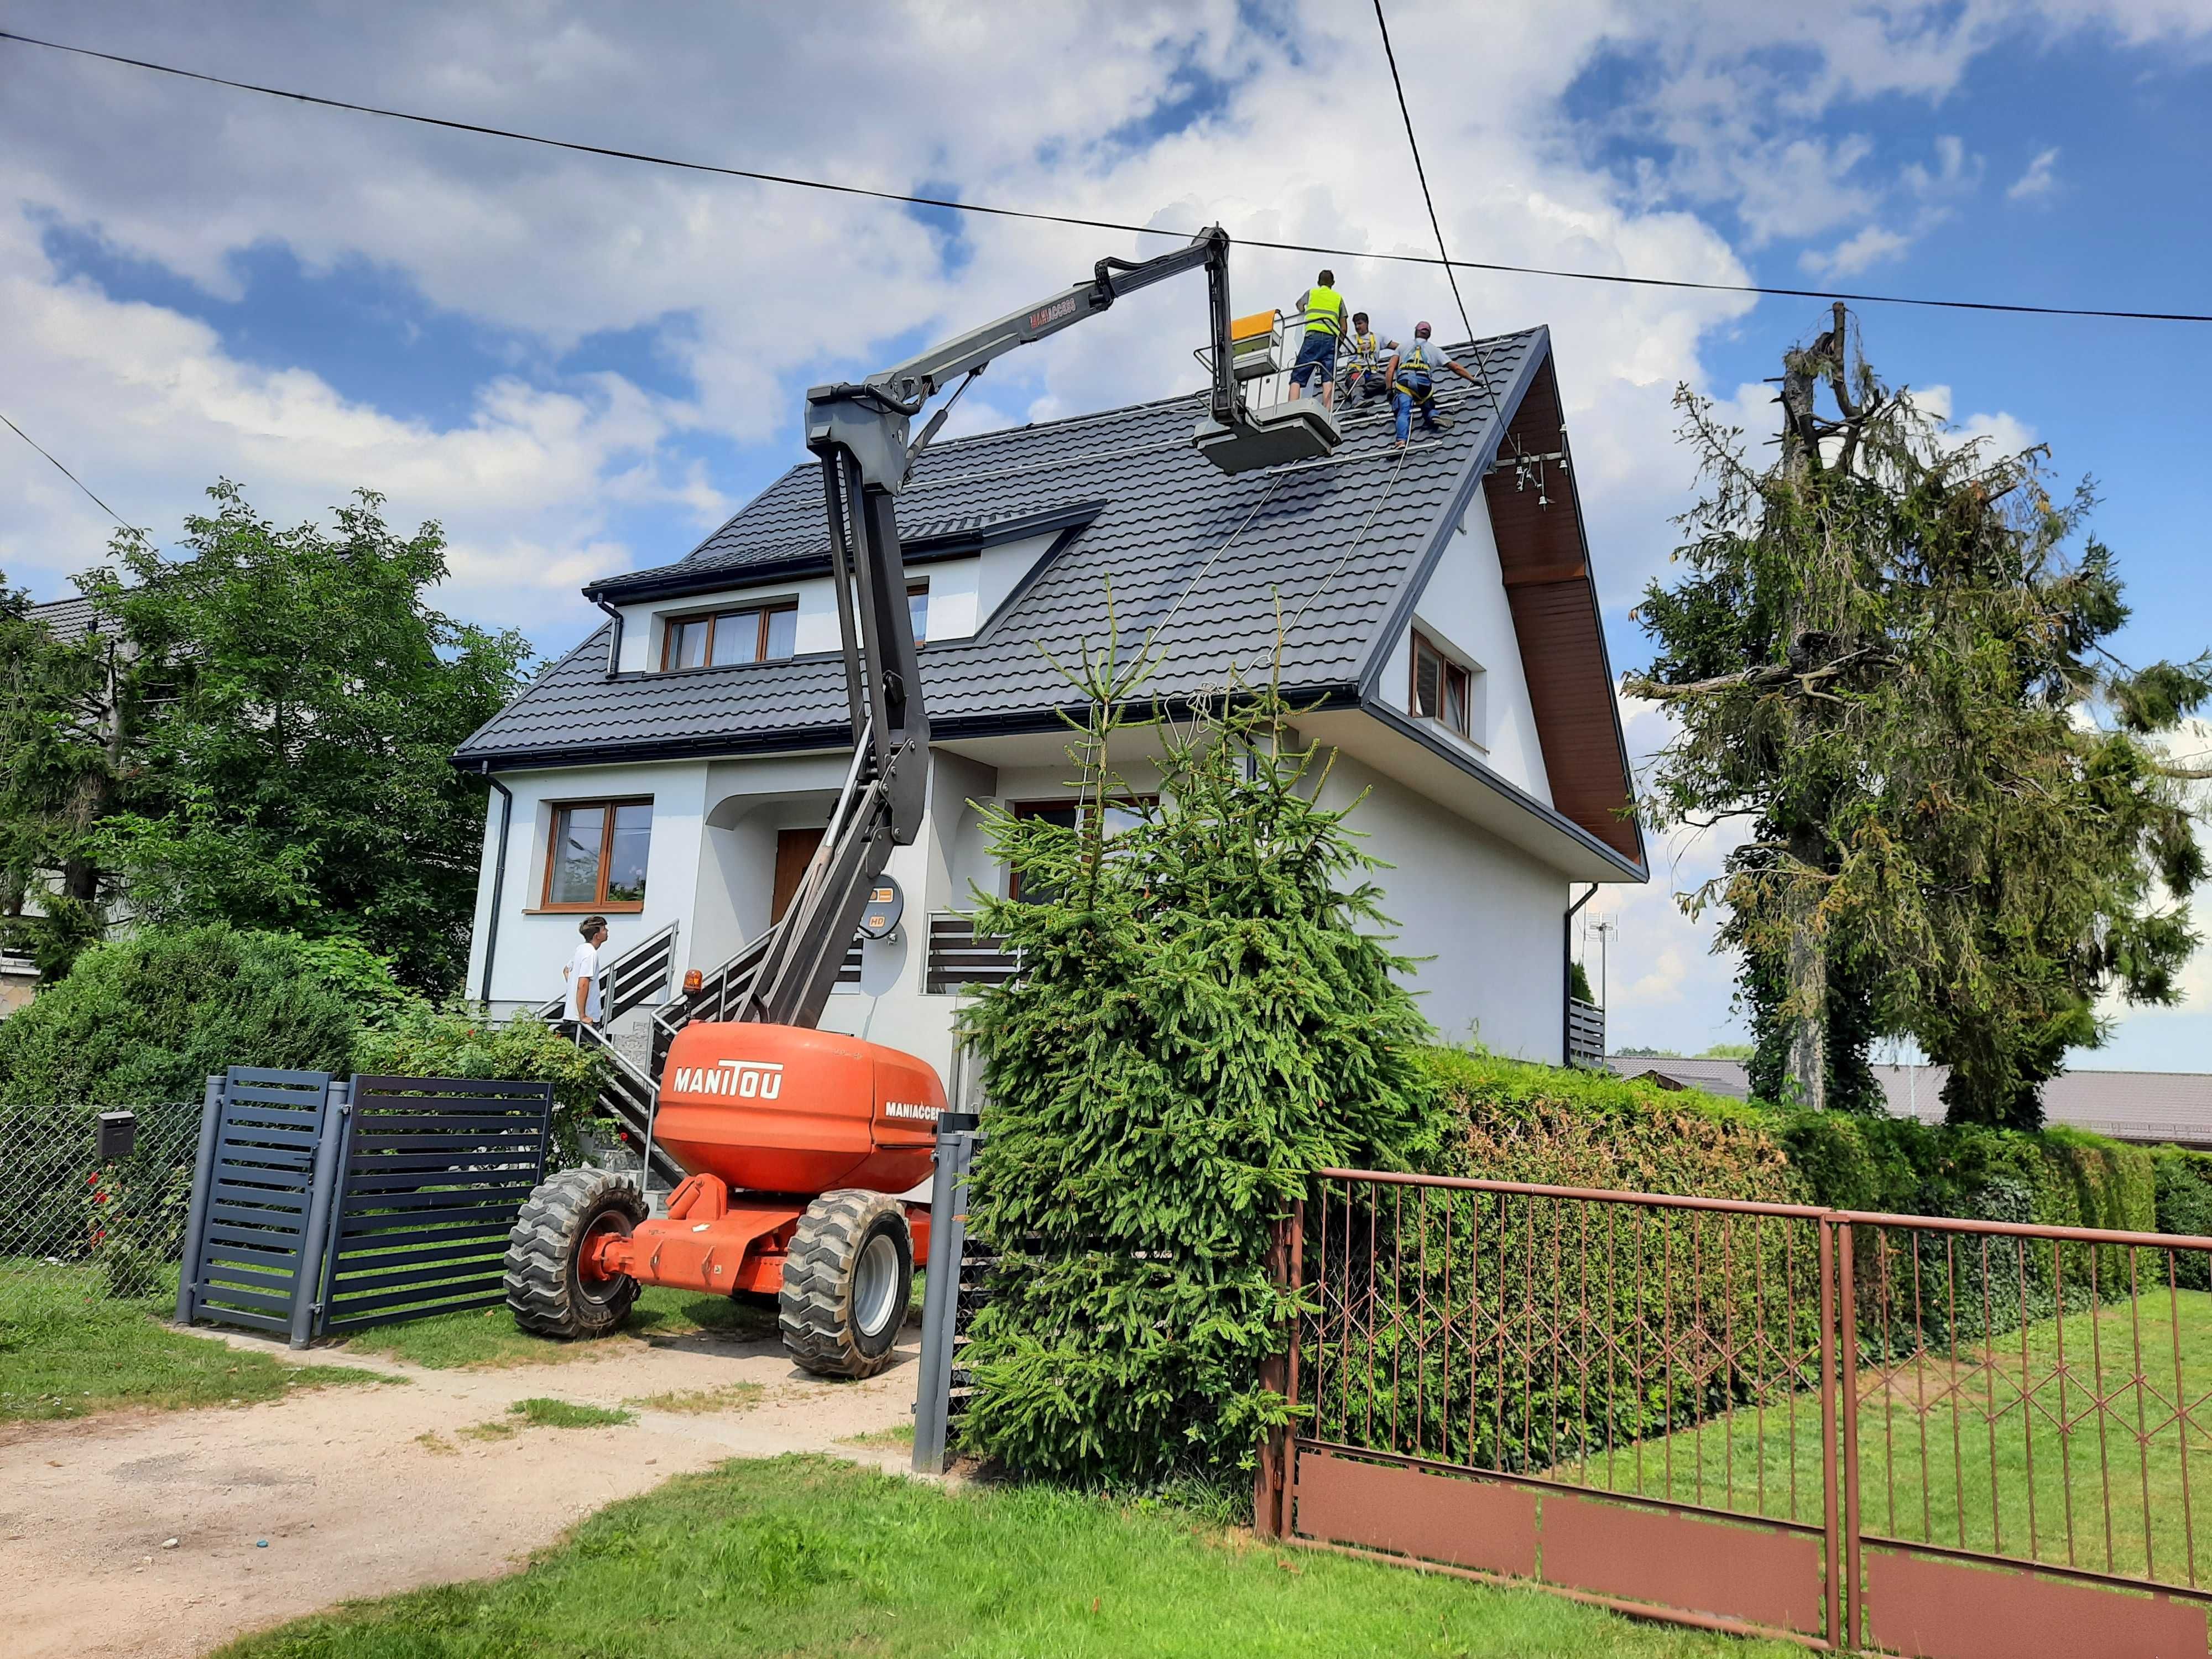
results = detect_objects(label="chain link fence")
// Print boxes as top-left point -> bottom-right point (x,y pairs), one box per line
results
1,1100 -> 202,1302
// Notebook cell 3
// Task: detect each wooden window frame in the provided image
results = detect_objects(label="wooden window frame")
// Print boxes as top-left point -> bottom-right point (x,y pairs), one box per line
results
537,797 -> 653,913
659,602 -> 799,672
907,578 -> 929,645
1006,796 -> 1156,900
1410,628 -> 1474,740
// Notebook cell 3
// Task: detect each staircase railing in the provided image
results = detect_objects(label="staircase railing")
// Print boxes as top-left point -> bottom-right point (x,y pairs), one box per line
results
532,920 -> 686,1185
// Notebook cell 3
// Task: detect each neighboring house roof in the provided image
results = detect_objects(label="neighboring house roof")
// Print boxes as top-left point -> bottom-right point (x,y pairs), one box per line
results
457,326 -> 1642,873
1604,1055 -> 2212,1149
22,594 -> 103,638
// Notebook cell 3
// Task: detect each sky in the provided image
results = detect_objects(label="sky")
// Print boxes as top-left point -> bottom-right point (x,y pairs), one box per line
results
4,1 -> 2211,1070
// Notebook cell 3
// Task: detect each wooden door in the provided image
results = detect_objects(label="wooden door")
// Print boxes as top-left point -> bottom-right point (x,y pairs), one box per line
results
771,827 -> 826,923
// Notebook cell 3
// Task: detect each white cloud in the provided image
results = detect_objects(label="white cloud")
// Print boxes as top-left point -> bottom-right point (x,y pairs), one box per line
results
1800,223 -> 1913,278
2007,145 -> 2062,200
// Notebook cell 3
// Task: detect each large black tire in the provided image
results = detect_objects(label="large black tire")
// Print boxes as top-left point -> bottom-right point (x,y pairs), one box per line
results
505,1167 -> 647,1339
779,1190 -> 912,1379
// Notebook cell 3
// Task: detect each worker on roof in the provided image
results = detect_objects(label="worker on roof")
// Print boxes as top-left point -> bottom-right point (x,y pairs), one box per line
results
1339,312 -> 1398,405
1286,268 -> 1349,410
1387,322 -> 1480,450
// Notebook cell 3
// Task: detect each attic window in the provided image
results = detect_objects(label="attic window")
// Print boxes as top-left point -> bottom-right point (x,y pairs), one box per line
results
1411,629 -> 1473,739
662,602 -> 797,671
907,580 -> 929,644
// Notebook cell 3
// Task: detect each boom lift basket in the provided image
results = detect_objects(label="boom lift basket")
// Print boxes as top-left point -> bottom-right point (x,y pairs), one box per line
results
1192,308 -> 1345,475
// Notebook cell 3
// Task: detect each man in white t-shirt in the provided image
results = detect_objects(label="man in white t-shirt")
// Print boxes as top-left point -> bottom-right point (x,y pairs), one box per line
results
565,916 -> 609,1032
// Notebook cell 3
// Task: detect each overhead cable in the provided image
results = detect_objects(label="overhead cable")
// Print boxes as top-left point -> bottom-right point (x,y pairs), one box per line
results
1,410 -> 129,526
6,28 -> 2210,327
1368,0 -> 1512,442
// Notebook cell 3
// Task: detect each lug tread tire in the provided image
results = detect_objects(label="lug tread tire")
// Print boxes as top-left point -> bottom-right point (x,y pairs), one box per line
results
779,1189 -> 911,1380
505,1167 -> 646,1339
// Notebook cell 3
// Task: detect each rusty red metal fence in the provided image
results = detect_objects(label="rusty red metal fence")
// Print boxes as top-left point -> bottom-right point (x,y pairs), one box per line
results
1258,1168 -> 2212,1658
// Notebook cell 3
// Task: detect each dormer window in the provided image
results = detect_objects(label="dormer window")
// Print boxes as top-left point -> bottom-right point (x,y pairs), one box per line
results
662,602 -> 797,671
908,580 -> 929,644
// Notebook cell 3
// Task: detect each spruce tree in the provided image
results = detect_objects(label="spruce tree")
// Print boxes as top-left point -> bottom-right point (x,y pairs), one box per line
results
1634,307 -> 2208,1128
955,655 -> 1455,1484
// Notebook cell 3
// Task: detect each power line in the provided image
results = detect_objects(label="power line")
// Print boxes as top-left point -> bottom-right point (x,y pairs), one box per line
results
4,27 -> 2211,326
1368,0 -> 1510,442
1370,0 -> 1473,347
0,410 -> 129,526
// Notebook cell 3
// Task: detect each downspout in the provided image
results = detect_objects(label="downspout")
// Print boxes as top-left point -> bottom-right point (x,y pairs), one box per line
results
478,769 -> 514,1005
592,593 -> 625,675
1562,882 -> 1598,1066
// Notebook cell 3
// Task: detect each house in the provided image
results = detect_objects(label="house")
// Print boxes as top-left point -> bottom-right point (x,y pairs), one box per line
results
452,326 -> 1646,1092
1606,1055 -> 2212,1148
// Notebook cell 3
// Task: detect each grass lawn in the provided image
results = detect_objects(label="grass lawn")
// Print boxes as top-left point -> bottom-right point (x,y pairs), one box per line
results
332,1285 -> 780,1370
1548,1287 -> 2212,1587
0,1268 -> 395,1422
217,1455 -> 1793,1658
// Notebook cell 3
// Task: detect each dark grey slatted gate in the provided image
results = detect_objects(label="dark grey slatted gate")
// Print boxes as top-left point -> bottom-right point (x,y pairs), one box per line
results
175,1067 -> 342,1339
315,1076 -> 555,1334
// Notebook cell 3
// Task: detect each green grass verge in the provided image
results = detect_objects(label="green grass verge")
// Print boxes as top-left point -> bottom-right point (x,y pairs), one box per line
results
1545,1287 -> 2212,1585
217,1454 -> 1788,1658
333,1285 -> 779,1370
625,1381 -> 764,1415
0,1269 -> 396,1422
508,1396 -> 635,1428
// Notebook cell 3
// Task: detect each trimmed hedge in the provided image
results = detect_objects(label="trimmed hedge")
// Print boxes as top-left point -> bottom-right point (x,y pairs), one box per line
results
1302,1048 -> 2178,1469
1422,1048 -> 2157,1235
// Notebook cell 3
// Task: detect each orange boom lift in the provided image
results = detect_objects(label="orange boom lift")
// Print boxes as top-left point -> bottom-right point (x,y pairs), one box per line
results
504,227 -> 1336,1375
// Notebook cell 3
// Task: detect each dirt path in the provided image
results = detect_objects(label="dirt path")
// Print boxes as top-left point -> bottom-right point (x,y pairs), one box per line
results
1,1323 -> 924,1659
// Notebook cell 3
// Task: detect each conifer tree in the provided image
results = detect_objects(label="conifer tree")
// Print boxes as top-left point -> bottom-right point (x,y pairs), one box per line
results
955,651 -> 1456,1484
1634,307 -> 2208,1128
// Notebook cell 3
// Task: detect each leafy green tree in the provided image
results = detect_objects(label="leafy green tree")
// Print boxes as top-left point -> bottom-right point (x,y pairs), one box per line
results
0,583 -> 135,975
954,655 -> 1458,1485
70,482 -> 529,995
1633,307 -> 2208,1128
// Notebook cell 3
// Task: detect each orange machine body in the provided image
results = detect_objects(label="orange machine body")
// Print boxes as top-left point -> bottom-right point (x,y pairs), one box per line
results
583,1022 -> 943,1298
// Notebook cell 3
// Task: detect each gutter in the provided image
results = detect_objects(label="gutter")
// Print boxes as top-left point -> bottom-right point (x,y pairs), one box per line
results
478,770 -> 514,1004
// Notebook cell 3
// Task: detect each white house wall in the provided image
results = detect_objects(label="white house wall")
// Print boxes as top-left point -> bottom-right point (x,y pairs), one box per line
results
466,758 -> 712,1011
1316,746 -> 1568,1062
1374,498 -> 1552,806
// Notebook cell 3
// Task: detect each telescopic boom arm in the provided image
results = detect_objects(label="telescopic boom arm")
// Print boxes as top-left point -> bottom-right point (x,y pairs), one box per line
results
727,228 -> 1239,1032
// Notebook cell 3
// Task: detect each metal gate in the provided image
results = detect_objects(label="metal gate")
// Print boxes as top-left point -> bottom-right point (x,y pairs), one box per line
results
1256,1168 -> 2212,1658
316,1076 -> 554,1334
176,1069 -> 553,1345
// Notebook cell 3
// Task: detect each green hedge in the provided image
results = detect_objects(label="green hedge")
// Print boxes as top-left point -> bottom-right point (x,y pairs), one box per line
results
1302,1050 -> 2178,1472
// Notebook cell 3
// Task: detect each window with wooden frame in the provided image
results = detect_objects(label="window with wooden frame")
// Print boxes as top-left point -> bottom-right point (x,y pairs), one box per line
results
907,580 -> 930,644
541,799 -> 652,910
661,602 -> 798,671
1410,628 -> 1473,740
1006,796 -> 1155,901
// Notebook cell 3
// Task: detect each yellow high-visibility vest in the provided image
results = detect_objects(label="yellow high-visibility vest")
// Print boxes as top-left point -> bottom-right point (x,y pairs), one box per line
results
1298,285 -> 1347,338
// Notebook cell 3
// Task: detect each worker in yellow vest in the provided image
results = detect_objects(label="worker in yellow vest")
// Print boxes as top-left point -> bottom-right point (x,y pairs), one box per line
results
1287,269 -> 1349,410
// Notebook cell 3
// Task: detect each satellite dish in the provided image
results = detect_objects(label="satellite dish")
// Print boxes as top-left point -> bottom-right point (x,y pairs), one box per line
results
857,877 -> 905,940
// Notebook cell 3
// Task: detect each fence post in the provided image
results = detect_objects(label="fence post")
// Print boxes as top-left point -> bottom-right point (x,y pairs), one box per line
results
288,1078 -> 349,1349
173,1074 -> 225,1326
1818,1217 -> 1841,1652
912,1109 -> 980,1475
1837,1220 -> 1864,1652
1254,1209 -> 1295,1540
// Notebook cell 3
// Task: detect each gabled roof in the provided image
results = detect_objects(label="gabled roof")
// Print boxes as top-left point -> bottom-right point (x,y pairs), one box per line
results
456,326 -> 1643,875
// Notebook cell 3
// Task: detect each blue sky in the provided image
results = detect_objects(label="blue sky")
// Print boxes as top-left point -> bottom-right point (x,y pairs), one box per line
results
4,1 -> 2211,1068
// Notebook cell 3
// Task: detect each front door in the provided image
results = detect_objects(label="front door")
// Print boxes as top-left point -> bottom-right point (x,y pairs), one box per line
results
771,827 -> 825,924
